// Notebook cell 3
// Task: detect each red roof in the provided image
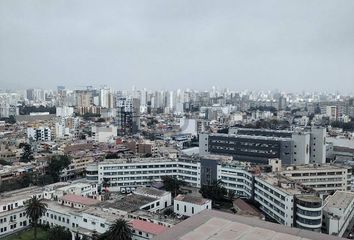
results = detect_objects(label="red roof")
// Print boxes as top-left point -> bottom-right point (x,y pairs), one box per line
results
130,219 -> 167,235
61,194 -> 99,205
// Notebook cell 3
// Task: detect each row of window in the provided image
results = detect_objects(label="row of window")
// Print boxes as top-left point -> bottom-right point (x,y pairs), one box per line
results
255,181 -> 287,201
102,170 -> 177,175
82,218 -> 105,228
102,164 -> 177,170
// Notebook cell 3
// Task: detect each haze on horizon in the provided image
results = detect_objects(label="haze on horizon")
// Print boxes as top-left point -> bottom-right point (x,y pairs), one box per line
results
0,0 -> 354,93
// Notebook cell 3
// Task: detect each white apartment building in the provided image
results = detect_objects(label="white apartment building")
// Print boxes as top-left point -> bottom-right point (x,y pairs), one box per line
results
87,158 -> 179,193
91,125 -> 117,143
56,106 -> 74,117
322,191 -> 354,237
55,116 -> 79,138
254,174 -> 323,231
173,194 -> 211,217
326,106 -> 338,121
0,187 -> 45,237
219,163 -> 253,198
0,184 -> 176,239
27,127 -> 52,141
281,164 -> 352,196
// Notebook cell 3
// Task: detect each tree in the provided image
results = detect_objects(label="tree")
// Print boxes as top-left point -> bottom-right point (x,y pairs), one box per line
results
200,180 -> 227,203
82,236 -> 90,240
25,196 -> 48,240
7,115 -> 16,124
48,226 -> 72,240
0,158 -> 11,166
18,173 -> 34,188
19,143 -> 34,163
227,190 -> 236,201
100,219 -> 132,240
161,176 -> 187,197
47,155 -> 71,182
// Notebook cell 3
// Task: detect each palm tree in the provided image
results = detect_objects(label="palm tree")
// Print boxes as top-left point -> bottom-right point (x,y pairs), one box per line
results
101,219 -> 132,240
25,196 -> 48,240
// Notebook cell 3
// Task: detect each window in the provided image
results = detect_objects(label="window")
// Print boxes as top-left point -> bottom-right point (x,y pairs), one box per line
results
83,218 -> 87,223
184,205 -> 186,212
192,207 -> 194,214
100,223 -> 105,228
176,204 -> 179,211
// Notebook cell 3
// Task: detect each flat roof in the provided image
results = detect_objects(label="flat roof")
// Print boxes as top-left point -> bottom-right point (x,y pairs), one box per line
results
99,194 -> 157,212
230,127 -> 294,134
324,191 -> 354,213
134,187 -> 168,197
130,219 -> 167,235
257,174 -> 302,195
100,157 -> 177,165
0,186 -> 43,205
153,210 -> 345,240
283,164 -> 350,171
175,194 -> 210,205
209,133 -> 293,142
61,194 -> 100,206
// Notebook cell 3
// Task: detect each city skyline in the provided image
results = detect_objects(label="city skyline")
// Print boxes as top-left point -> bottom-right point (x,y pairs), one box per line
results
1,0 -> 354,92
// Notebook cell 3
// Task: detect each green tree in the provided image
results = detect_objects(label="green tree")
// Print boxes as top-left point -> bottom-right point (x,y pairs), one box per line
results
48,226 -> 72,240
200,180 -> 227,203
25,196 -> 48,240
100,219 -> 132,240
161,176 -> 187,197
82,236 -> 90,240
19,143 -> 34,163
47,155 -> 71,182
7,115 -> 16,124
227,190 -> 236,201
0,158 -> 11,165
18,173 -> 34,188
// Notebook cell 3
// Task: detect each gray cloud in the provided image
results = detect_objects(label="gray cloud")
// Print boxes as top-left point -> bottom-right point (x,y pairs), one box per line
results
1,0 -> 354,92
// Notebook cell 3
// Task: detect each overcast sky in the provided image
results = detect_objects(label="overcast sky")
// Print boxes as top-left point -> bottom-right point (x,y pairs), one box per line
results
1,0 -> 353,93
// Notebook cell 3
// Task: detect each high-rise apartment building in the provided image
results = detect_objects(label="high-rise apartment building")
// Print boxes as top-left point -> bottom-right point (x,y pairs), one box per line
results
116,97 -> 140,136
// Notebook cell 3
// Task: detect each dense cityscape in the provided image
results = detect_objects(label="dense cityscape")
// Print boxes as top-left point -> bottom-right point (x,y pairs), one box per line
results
1,0 -> 354,239
0,86 -> 353,240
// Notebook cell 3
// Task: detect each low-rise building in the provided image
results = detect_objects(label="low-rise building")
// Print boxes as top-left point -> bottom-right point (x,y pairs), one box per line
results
174,194 -> 211,217
130,219 -> 167,240
0,187 -> 44,237
322,191 -> 354,237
